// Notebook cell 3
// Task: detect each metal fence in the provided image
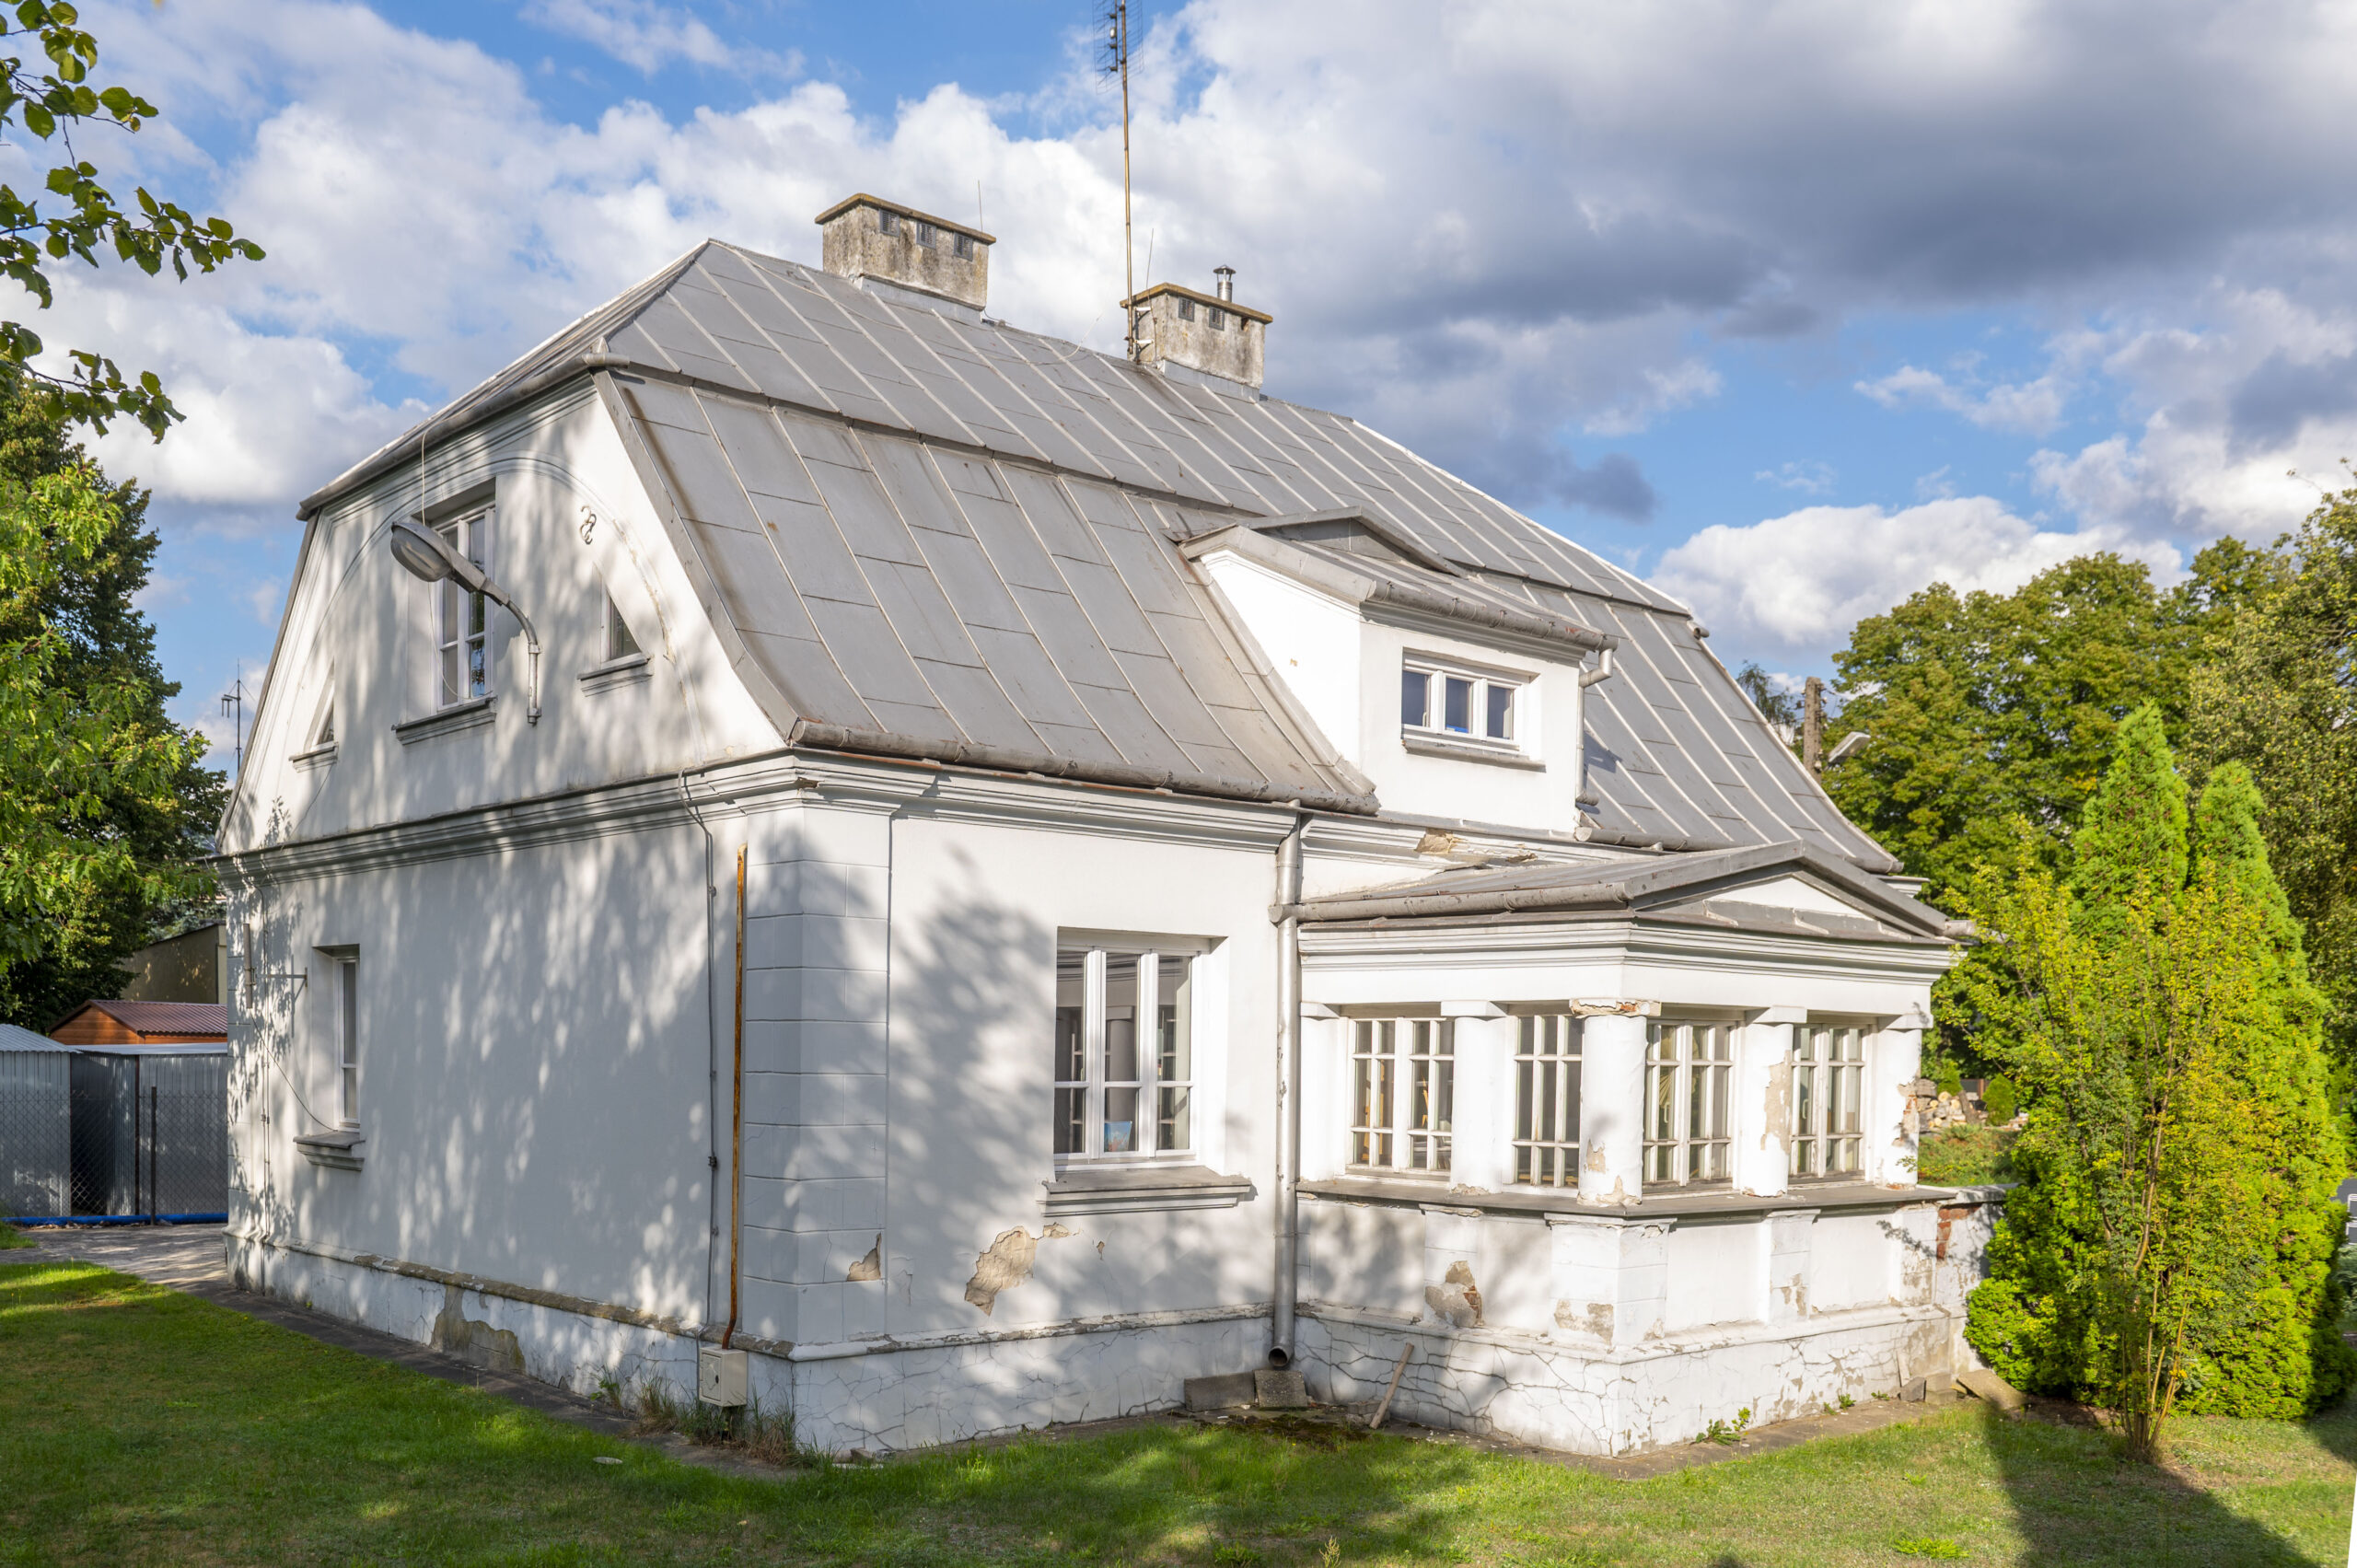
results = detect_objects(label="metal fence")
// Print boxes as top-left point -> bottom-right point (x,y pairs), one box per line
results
66,1052 -> 227,1219
0,1049 -> 70,1218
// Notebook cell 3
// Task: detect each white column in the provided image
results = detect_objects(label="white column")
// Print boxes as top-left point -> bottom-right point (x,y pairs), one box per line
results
1443,1004 -> 1513,1191
1762,1207 -> 1817,1323
1735,1007 -> 1804,1197
1576,1006 -> 1651,1206
1874,1010 -> 1929,1187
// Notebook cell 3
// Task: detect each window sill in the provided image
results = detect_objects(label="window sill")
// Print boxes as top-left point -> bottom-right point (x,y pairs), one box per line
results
294,1128 -> 366,1172
1043,1163 -> 1255,1216
394,696 -> 495,745
1399,732 -> 1544,771
578,652 -> 651,694
290,741 -> 339,772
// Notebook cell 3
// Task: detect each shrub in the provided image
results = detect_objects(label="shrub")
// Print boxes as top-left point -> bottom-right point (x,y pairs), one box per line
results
1982,1076 -> 2017,1123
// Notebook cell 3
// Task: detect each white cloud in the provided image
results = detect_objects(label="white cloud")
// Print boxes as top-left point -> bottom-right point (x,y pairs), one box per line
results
1855,361 -> 2072,436
1758,460 -> 1837,495
1650,495 -> 2180,656
520,0 -> 795,77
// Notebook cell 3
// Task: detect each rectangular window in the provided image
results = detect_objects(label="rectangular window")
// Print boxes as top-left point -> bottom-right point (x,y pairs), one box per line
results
1401,657 -> 1523,748
1178,296 -> 1196,321
1053,943 -> 1194,1162
1790,1025 -> 1864,1178
603,591 -> 641,661
435,507 -> 493,708
1209,307 -> 1227,331
1644,1019 -> 1732,1185
1350,1018 -> 1453,1175
953,232 -> 974,261
1514,1014 -> 1582,1187
336,957 -> 359,1127
914,220 -> 938,249
877,209 -> 900,237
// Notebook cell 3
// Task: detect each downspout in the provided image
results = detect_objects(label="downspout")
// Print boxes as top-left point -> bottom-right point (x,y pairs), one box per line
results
1269,811 -> 1306,1367
723,845 -> 747,1351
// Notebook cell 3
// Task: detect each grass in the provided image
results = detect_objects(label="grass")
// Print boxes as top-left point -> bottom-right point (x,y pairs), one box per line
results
6,1259 -> 2356,1566
0,1222 -> 30,1249
1917,1122 -> 2020,1186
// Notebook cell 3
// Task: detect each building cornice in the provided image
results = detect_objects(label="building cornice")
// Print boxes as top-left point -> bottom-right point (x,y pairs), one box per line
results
1299,913 -> 1956,985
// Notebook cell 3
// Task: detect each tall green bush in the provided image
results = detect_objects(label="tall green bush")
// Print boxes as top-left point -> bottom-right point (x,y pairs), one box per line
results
1982,1076 -> 2017,1124
1960,707 -> 2352,1457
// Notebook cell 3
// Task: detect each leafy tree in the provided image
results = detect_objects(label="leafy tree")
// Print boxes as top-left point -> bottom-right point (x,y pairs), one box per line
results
1823,549 -> 2261,908
0,2 -> 262,436
0,374 -> 220,1028
2186,488 -> 2357,1069
1961,710 -> 2351,1456
1734,660 -> 1801,735
0,456 -> 207,991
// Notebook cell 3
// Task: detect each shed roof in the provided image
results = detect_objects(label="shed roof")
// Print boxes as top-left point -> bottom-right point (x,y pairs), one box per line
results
51,1000 -> 228,1042
304,240 -> 1897,868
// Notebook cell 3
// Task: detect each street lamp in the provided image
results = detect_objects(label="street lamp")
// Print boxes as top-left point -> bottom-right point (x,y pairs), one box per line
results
388,517 -> 541,725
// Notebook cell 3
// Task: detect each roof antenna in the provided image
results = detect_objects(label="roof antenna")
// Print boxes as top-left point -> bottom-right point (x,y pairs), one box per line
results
1103,1 -> 1138,362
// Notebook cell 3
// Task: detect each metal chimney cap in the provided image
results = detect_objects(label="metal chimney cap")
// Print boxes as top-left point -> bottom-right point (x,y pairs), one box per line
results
1213,265 -> 1236,301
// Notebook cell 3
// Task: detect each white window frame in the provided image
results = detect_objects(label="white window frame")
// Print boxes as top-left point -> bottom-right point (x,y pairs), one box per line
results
1645,1018 -> 1734,1186
1400,655 -> 1526,750
1513,1013 -> 1583,1188
1791,1023 -> 1865,1179
335,956 -> 359,1127
1054,941 -> 1201,1166
602,590 -> 641,662
434,505 -> 493,708
1349,1016 -> 1454,1176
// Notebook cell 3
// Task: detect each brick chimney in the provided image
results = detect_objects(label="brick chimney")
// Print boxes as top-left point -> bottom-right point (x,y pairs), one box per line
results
816,194 -> 993,315
1126,268 -> 1271,389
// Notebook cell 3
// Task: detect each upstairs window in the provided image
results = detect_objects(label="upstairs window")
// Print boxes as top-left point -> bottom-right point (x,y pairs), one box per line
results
1208,306 -> 1228,331
1401,659 -> 1521,747
1055,943 -> 1195,1162
1514,1014 -> 1582,1187
1350,1018 -> 1453,1175
1178,296 -> 1196,322
1791,1025 -> 1864,1178
434,507 -> 493,708
953,232 -> 974,261
1645,1019 -> 1732,1185
914,219 -> 938,250
877,210 -> 900,237
603,591 -> 641,662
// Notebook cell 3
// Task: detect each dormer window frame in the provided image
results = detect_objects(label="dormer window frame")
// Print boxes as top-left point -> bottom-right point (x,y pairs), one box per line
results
1400,653 -> 1527,755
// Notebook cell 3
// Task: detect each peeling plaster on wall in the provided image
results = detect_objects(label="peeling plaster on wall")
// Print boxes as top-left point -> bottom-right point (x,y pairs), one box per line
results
1555,1298 -> 1613,1340
962,1223 -> 1075,1316
847,1237 -> 882,1283
431,1283 -> 526,1373
1425,1261 -> 1484,1329
1760,1058 -> 1793,1151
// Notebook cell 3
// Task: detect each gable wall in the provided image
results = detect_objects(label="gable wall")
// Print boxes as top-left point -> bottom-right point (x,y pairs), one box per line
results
221,383 -> 780,857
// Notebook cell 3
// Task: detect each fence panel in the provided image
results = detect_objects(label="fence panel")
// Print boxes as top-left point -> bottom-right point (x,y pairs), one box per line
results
0,1050 -> 69,1218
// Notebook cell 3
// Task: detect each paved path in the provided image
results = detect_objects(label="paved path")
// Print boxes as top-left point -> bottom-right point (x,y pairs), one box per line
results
17,1222 -> 1983,1481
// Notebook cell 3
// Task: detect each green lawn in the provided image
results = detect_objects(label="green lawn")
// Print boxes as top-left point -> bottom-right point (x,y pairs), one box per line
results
4,1258 -> 2353,1566
0,1223 -> 31,1249
1918,1123 -> 2019,1186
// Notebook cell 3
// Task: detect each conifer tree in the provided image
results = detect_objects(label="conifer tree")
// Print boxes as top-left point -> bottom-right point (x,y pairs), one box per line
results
1961,718 -> 2352,1456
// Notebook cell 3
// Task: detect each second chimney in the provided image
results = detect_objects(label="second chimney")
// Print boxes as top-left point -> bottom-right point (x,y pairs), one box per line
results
816,193 -> 993,315
1127,269 -> 1271,389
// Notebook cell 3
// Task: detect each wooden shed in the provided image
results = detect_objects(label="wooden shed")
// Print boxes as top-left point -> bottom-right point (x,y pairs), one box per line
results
49,1000 -> 228,1048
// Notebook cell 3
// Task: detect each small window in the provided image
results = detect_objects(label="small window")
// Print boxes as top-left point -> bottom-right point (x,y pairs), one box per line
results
1054,943 -> 1195,1161
1514,1015 -> 1582,1187
603,592 -> 641,662
1209,307 -> 1227,331
1402,658 -> 1524,748
1350,1018 -> 1453,1174
914,220 -> 938,250
1791,1025 -> 1864,1178
953,232 -> 974,261
434,508 -> 493,708
1178,296 -> 1196,322
877,210 -> 900,237
1645,1020 -> 1732,1184
315,696 -> 336,747
336,957 -> 359,1127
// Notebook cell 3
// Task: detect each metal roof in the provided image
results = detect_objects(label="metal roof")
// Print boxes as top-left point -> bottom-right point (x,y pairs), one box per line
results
304,239 -> 1898,867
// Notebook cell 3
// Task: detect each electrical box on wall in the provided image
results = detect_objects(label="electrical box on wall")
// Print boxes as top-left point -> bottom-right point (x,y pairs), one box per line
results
698,1346 -> 748,1407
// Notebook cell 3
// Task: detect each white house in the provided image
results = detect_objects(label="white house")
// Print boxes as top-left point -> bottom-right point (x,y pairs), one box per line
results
217,193 -> 1981,1458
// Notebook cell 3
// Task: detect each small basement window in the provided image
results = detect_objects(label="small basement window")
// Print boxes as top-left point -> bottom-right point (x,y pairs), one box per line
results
1401,659 -> 1523,747
1055,942 -> 1199,1163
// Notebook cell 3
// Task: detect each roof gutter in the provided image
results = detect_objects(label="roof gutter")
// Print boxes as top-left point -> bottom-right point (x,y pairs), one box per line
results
788,721 -> 1378,817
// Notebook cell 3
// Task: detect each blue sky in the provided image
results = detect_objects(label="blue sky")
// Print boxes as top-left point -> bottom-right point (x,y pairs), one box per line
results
29,1 -> 2353,759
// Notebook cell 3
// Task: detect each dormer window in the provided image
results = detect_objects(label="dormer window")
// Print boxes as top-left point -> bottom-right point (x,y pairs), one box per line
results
1401,658 -> 1520,747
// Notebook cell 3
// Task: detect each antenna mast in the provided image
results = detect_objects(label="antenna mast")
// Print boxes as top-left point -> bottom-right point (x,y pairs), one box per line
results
219,677 -> 245,778
1105,1 -> 1138,361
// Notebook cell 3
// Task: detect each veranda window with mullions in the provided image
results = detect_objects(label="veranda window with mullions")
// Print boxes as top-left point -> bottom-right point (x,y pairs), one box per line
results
1400,658 -> 1522,747
1350,1018 -> 1454,1175
1645,1019 -> 1733,1184
1514,1014 -> 1583,1188
1791,1024 -> 1864,1178
1053,945 -> 1194,1162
